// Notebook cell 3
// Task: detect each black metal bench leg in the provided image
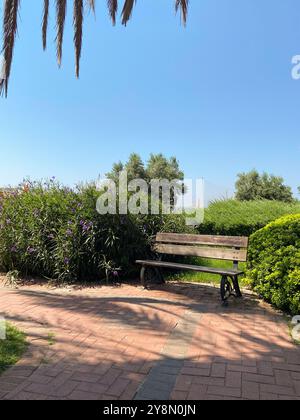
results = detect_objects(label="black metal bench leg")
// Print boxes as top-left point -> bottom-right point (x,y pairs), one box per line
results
220,275 -> 232,306
140,266 -> 146,288
232,276 -> 243,298
157,268 -> 165,284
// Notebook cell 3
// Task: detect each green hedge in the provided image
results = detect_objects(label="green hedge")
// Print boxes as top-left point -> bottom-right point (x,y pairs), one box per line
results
0,180 -> 191,283
247,214 -> 300,315
198,199 -> 300,237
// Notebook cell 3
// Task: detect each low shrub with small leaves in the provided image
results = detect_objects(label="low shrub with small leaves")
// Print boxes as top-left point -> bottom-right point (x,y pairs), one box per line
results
247,214 -> 300,315
0,179 -> 191,283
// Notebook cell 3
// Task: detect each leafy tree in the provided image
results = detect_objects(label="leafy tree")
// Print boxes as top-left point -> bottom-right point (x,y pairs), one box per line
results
125,153 -> 147,182
0,0 -> 189,96
106,153 -> 185,208
107,153 -> 184,184
147,154 -> 184,182
235,170 -> 294,202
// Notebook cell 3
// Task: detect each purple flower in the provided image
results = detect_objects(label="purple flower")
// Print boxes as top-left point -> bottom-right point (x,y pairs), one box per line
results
79,220 -> 93,233
66,229 -> 73,237
27,247 -> 36,255
64,258 -> 70,265
6,219 -> 11,225
11,245 -> 17,253
112,271 -> 119,278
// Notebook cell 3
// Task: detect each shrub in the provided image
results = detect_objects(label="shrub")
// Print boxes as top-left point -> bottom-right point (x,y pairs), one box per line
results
0,179 -> 191,282
247,214 -> 300,315
198,199 -> 300,237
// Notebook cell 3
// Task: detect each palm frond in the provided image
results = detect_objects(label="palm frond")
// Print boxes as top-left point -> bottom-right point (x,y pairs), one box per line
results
56,0 -> 67,67
87,0 -> 95,13
74,0 -> 83,78
0,0 -> 20,97
1,0 -> 190,95
121,0 -> 135,26
107,0 -> 118,25
175,0 -> 188,26
42,0 -> 50,50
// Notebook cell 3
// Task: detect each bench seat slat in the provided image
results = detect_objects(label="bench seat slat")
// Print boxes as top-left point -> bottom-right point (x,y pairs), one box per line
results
156,233 -> 248,248
153,243 -> 247,262
136,260 -> 244,277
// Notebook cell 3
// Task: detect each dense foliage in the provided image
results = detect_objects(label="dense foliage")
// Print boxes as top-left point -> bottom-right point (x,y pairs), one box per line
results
235,170 -> 294,202
247,214 -> 300,315
0,179 -> 190,283
198,199 -> 300,237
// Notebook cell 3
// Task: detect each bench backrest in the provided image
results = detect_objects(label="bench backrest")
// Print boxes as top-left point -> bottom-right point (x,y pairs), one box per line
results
153,233 -> 249,262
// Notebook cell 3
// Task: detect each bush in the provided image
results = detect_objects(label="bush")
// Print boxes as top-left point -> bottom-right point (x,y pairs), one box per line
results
0,179 -> 191,282
198,199 -> 300,237
247,214 -> 300,315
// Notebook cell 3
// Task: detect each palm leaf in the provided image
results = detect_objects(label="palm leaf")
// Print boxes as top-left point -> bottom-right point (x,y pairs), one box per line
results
56,0 -> 67,67
121,0 -> 135,26
87,0 -> 95,13
74,0 -> 83,78
0,0 -> 20,97
175,0 -> 188,25
42,0 -> 50,50
107,0 -> 118,25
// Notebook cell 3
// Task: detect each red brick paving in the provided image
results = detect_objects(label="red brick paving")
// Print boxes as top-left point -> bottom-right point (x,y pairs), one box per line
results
0,278 -> 299,400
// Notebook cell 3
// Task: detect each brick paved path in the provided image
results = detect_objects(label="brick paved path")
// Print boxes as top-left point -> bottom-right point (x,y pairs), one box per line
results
0,279 -> 299,400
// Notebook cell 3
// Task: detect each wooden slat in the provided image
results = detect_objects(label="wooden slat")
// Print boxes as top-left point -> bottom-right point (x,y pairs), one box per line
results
136,260 -> 244,276
153,243 -> 248,262
156,233 -> 248,248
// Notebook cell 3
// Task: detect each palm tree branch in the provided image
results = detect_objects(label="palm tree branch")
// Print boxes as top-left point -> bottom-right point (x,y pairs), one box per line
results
42,0 -> 50,50
74,0 -> 84,78
56,0 -> 67,67
0,0 -> 20,97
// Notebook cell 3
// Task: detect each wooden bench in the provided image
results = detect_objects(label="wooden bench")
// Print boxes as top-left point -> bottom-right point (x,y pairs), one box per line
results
136,233 -> 249,305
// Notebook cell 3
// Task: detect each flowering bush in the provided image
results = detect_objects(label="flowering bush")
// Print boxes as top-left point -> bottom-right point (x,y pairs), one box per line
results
0,179 -> 190,282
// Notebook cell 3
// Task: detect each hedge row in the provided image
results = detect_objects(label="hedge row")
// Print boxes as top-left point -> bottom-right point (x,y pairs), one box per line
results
198,199 -> 300,237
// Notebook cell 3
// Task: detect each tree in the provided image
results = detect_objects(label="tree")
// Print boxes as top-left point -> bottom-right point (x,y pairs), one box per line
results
0,0 -> 189,96
125,153 -> 147,182
147,154 -> 184,182
107,153 -> 184,183
235,170 -> 294,202
106,153 -> 185,208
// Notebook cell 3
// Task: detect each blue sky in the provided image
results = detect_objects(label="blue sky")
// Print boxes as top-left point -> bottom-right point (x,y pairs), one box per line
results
0,0 -> 300,200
